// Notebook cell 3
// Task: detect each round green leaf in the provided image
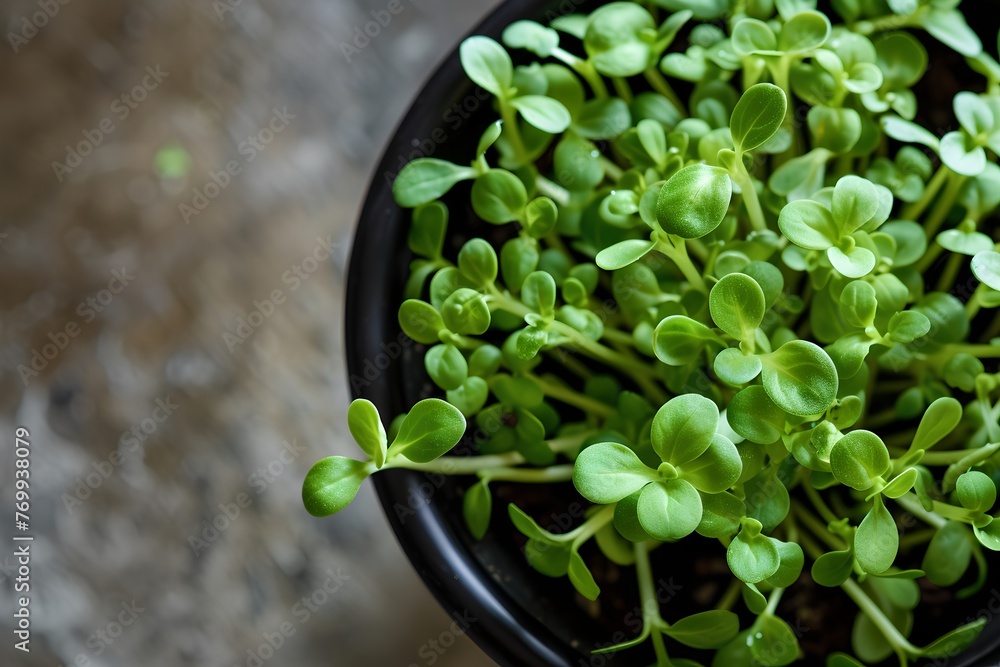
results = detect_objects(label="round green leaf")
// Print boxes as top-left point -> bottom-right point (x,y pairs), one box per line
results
919,8 -> 982,58
399,299 -> 445,344
732,18 -> 778,56
697,491 -> 745,538
614,488 -> 655,542
728,386 -> 785,444
880,115 -> 940,150
463,479 -> 492,540
651,394 -> 720,466
811,548 -> 854,587
522,270 -> 557,318
714,347 -> 764,385
743,469 -> 790,533
656,164 -> 733,239
777,199 -> 838,250
637,479 -> 703,540
472,169 -> 528,224
457,238 -> 499,286
975,520 -> 1000,551
583,3 -> 656,76
830,429 -> 890,490
832,175 -> 880,233
728,519 -> 781,583
760,340 -> 839,416
940,131 -> 987,177
595,239 -> 655,270
502,20 -> 559,57
500,236 -> 539,291
302,456 -> 371,517
710,273 -> 766,341
390,398 -> 467,463
441,288 -> 491,335
525,538 -> 571,576
393,158 -> 477,208
731,83 -> 787,153
911,396 -> 963,452
972,251 -> 1000,291
524,196 -> 558,239
409,201 -> 448,259
574,98 -> 633,139
447,376 -> 489,417
875,32 -> 927,88
425,343 -> 468,391
779,10 -> 831,54
957,471 -> 997,513
510,95 -> 572,134
922,521 -> 972,586
749,614 -> 801,666
937,229 -> 995,256
886,310 -> 930,344
681,434 -> 743,493
347,399 -> 387,468
766,539 -> 805,588
653,315 -> 720,366
459,36 -> 513,97
827,245 -> 876,279
573,442 -> 657,504
855,495 -> 898,574
568,550 -> 601,600
840,280 -> 877,328
665,610 -> 740,649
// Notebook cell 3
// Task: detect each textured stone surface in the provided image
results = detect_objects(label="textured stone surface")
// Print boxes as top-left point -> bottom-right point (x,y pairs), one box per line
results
0,0 -> 501,665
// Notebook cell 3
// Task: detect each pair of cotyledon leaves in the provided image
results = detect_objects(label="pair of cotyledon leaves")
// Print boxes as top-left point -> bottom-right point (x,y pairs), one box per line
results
302,399 -> 466,517
573,394 -> 742,542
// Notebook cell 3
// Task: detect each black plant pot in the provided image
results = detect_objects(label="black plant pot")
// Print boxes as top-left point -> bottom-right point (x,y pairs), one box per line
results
345,1 -> 1000,665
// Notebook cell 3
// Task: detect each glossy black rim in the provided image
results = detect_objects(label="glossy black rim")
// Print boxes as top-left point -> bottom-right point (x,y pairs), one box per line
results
343,1 -> 1000,665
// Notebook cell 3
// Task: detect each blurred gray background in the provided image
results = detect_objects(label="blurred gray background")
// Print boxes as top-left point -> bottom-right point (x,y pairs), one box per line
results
0,0 -> 503,665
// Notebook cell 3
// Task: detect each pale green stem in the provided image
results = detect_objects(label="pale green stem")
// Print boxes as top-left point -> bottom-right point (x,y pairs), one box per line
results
732,159 -> 767,232
535,174 -> 572,207
487,288 -> 669,385
804,483 -> 840,526
564,504 -> 615,548
936,251 -> 965,293
841,578 -> 922,658
499,99 -> 528,167
527,373 -> 617,417
892,493 -> 948,529
901,163 -> 949,222
482,464 -> 574,483
599,155 -> 625,182
611,76 -> 633,104
643,67 -> 686,114
791,503 -> 845,551
944,344 -> 1000,358
922,171 -> 966,239
655,239 -> 708,293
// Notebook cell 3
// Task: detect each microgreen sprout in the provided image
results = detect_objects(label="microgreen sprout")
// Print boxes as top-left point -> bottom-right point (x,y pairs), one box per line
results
306,1 -> 1000,664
